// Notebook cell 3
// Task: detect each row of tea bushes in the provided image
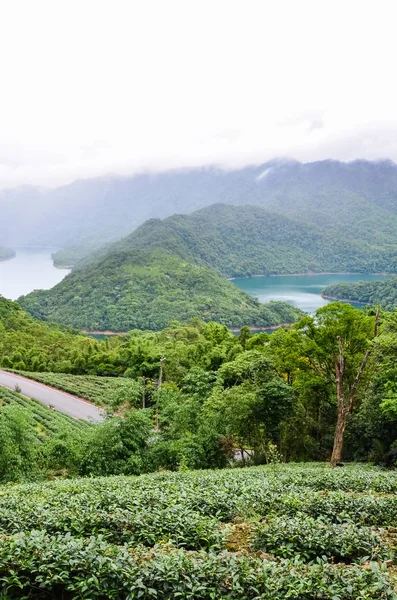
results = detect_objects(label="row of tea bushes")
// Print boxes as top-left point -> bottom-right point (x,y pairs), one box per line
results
0,531 -> 394,600
1,464 -> 397,597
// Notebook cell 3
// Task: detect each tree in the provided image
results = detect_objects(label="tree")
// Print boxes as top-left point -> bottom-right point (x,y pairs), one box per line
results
270,303 -> 378,466
203,348 -> 294,462
330,310 -> 378,466
80,409 -> 152,476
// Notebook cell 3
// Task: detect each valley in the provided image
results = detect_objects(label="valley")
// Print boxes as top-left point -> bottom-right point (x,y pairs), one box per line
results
3,5 -> 397,596
1,246 -> 391,323
2,161 -> 397,599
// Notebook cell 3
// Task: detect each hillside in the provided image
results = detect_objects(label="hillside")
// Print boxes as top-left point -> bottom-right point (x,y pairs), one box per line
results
0,295 -> 107,373
84,203 -> 396,276
4,159 -> 397,259
18,249 -> 303,331
0,386 -> 90,438
0,385 -> 91,481
323,277 -> 397,310
0,245 -> 14,261
21,198 -> 397,331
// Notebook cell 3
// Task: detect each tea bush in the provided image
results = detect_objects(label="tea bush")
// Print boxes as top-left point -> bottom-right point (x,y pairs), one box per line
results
251,514 -> 386,562
0,387 -> 90,437
0,464 -> 396,598
7,371 -> 138,408
0,532 -> 395,600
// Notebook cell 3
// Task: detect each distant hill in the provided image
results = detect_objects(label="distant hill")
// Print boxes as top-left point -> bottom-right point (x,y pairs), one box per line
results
0,245 -> 14,261
96,203 -> 397,276
19,196 -> 397,331
4,159 -> 397,259
323,278 -> 397,311
19,249 -> 303,331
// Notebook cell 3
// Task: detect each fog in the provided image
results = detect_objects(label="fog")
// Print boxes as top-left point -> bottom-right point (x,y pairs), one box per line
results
0,0 -> 397,187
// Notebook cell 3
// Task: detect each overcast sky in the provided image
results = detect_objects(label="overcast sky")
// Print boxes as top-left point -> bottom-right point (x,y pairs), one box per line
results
0,0 -> 397,187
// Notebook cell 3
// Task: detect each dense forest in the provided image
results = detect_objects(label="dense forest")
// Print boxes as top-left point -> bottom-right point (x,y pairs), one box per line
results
0,244 -> 14,261
20,197 -> 397,331
0,296 -> 101,373
2,296 -> 397,478
61,203 -> 395,276
19,249 -> 303,331
324,278 -> 397,311
46,159 -> 397,269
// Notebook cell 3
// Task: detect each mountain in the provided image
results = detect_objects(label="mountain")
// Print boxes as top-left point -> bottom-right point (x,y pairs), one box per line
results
4,159 -> 397,257
89,203 -> 397,277
18,249 -> 303,331
18,193 -> 397,331
323,278 -> 397,311
0,245 -> 15,261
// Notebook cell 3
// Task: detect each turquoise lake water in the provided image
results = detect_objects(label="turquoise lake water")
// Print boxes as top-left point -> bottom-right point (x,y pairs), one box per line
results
0,249 -> 393,324
232,273 -> 393,315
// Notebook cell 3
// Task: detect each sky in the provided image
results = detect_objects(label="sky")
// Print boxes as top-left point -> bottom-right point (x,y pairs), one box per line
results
0,0 -> 397,187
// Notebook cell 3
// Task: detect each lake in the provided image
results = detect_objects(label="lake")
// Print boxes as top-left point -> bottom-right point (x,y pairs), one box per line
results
0,247 -> 70,300
232,273 -> 393,314
0,249 -> 393,317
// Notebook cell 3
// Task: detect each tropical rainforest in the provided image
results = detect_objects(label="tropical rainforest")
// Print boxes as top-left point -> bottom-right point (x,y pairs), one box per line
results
70,203 -> 395,275
18,249 -> 303,331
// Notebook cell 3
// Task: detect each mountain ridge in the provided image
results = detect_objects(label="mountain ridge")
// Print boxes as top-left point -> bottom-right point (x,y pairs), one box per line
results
4,158 -> 397,253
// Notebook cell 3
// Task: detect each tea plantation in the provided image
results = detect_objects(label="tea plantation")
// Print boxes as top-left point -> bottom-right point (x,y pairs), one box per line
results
0,386 -> 90,438
0,463 -> 397,598
8,370 -> 136,408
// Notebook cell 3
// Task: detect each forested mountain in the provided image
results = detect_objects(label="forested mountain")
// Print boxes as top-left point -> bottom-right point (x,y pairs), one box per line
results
19,194 -> 397,331
4,159 -> 397,258
19,250 -> 302,331
323,278 -> 397,310
0,245 -> 14,261
82,203 -> 397,276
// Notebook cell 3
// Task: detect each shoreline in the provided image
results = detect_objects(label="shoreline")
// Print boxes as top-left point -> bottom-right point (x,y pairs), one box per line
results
321,294 -> 368,305
228,271 -> 396,280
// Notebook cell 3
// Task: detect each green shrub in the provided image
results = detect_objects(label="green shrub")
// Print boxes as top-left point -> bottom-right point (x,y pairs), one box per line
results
251,514 -> 386,562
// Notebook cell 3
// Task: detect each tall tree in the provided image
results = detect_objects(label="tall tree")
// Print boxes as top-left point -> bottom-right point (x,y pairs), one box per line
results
269,303 -> 378,465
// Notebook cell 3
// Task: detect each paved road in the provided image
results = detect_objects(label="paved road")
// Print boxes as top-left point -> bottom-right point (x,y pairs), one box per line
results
0,370 -> 103,422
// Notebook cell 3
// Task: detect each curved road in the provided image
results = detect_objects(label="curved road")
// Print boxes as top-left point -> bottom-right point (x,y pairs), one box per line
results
0,370 -> 103,422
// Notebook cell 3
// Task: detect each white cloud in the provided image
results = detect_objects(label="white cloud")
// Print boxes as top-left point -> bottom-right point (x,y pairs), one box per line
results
0,0 -> 397,186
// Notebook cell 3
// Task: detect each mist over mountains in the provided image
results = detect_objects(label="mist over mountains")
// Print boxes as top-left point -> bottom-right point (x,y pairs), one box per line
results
3,158 -> 397,252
